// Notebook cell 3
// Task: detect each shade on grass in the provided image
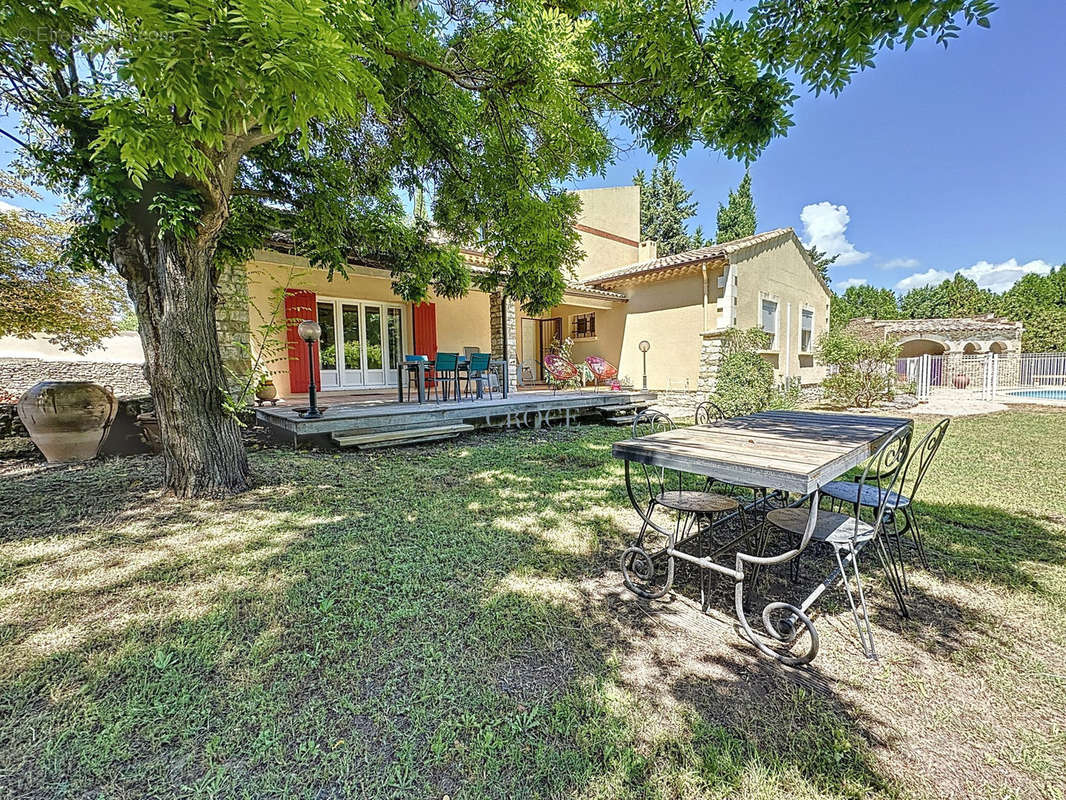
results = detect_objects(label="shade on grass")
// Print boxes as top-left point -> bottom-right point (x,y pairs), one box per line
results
0,410 -> 1064,798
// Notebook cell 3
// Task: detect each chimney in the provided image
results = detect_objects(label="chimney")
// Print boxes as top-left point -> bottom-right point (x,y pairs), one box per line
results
639,239 -> 658,262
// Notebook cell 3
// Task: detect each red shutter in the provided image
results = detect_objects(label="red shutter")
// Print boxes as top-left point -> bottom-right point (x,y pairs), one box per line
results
285,289 -> 321,394
413,302 -> 437,358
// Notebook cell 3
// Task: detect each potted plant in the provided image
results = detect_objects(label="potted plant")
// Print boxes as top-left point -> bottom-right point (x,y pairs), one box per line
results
952,373 -> 971,389
255,374 -> 279,404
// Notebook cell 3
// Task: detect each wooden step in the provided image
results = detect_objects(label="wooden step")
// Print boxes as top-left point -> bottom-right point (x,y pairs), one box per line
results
332,423 -> 474,449
596,402 -> 651,415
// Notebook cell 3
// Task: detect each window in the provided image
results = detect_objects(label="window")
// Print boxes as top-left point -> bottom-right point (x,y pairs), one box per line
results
801,308 -> 814,353
317,302 -> 337,370
571,312 -> 596,339
760,299 -> 778,349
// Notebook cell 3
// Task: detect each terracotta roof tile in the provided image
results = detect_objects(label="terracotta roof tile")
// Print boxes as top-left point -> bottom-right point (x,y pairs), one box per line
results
850,316 -> 1022,334
580,228 -> 795,285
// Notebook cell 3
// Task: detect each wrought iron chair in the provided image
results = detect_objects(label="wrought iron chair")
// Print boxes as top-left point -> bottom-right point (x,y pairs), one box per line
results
694,401 -> 773,515
761,422 -> 914,659
585,355 -> 618,390
463,352 -> 495,400
543,354 -> 580,395
430,352 -> 459,403
620,410 -> 744,612
820,417 -> 950,585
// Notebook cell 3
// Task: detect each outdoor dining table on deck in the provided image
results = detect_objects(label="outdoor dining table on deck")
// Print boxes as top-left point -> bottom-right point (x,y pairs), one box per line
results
611,410 -> 910,665
396,358 -> 510,403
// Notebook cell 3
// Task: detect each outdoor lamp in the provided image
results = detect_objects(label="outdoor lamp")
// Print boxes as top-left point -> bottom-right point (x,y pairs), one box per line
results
639,340 -> 650,391
298,320 -> 323,419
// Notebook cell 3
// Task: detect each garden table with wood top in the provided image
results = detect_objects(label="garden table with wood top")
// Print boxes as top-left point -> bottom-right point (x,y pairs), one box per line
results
612,410 -> 910,665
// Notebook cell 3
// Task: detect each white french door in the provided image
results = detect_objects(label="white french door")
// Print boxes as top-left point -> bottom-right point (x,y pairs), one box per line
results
316,298 -> 405,389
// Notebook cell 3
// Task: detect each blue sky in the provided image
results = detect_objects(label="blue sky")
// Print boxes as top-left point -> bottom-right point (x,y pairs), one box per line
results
3,1 -> 1063,296
573,0 -> 1066,295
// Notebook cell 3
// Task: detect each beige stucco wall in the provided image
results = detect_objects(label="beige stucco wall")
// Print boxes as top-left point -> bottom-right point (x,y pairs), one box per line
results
433,292 -> 492,355
732,237 -> 831,384
615,274 -> 706,391
571,186 -> 641,280
246,250 -> 492,398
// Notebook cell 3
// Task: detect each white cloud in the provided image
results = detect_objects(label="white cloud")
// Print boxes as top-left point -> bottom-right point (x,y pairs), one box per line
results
881,257 -> 919,270
894,268 -> 952,292
800,202 -> 870,267
959,258 -> 1054,293
837,278 -> 868,290
0,200 -> 21,213
894,258 -> 1054,294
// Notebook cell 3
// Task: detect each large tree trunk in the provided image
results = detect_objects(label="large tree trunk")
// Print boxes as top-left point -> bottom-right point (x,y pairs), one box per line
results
113,224 -> 250,498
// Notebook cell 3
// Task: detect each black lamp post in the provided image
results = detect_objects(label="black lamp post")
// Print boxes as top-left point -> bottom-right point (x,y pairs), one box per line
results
298,319 -> 323,419
639,340 -> 650,391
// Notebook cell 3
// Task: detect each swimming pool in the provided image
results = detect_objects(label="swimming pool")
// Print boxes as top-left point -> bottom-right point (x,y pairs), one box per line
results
1007,388 -> 1066,400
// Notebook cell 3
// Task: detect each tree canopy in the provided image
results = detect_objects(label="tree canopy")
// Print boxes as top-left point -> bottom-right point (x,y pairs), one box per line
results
1,0 -> 997,311
831,284 -> 900,329
898,274 -> 997,319
998,267 -> 1066,351
806,245 -> 838,285
633,163 -> 704,256
0,173 -> 128,352
715,172 -> 757,244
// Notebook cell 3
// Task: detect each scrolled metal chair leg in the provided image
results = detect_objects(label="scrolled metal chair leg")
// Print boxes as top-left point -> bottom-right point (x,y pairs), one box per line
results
733,576 -> 820,667
621,544 -> 674,600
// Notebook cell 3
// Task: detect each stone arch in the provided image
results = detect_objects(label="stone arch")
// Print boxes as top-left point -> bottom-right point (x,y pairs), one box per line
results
962,341 -> 981,354
989,340 -> 1009,354
898,336 -> 948,358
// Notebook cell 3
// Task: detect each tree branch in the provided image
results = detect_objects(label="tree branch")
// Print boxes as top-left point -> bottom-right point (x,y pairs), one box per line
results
0,127 -> 28,149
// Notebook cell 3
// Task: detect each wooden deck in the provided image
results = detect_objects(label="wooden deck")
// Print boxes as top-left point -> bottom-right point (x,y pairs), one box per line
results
256,388 -> 657,447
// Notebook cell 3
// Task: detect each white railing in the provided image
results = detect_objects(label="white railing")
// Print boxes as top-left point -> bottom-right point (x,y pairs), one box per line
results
897,355 -> 936,400
1018,353 -> 1066,387
917,351 -> 1065,401
894,351 -> 1066,402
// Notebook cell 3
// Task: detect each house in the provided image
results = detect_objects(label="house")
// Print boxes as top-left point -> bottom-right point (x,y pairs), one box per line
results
220,185 -> 831,398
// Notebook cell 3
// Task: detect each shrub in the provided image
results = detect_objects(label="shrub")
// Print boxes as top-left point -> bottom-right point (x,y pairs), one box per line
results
710,327 -> 798,416
817,329 -> 900,408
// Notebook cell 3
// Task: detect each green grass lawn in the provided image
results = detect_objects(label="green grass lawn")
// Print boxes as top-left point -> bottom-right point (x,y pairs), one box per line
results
1,409 -> 1064,799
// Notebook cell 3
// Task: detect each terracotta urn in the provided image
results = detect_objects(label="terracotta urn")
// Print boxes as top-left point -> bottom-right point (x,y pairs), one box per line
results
256,378 -> 278,402
952,373 -> 971,389
17,381 -> 119,463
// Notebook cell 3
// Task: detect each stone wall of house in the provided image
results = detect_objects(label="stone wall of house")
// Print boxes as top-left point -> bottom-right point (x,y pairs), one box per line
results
215,259 -> 252,389
697,330 -> 729,393
844,318 -> 882,341
0,358 -> 149,400
489,293 -> 519,390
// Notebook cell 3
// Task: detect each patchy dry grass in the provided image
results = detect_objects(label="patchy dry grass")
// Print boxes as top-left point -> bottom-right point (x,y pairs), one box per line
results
0,410 -> 1064,799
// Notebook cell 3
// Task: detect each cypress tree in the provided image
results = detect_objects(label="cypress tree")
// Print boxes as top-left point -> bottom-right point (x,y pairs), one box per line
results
715,172 -> 757,243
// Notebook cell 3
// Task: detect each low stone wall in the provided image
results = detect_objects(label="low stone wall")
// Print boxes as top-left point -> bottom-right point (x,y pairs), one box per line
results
650,389 -> 703,411
0,357 -> 149,399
